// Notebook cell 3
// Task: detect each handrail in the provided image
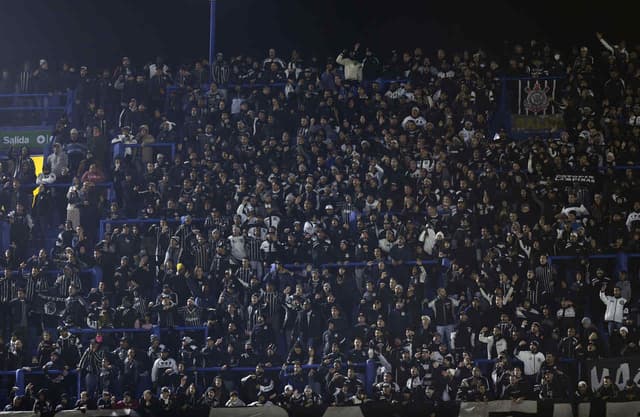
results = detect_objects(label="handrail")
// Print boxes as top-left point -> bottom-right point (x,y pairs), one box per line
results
21,181 -> 114,189
166,78 -> 409,93
188,362 -> 367,374
498,75 -> 565,81
15,368 -> 80,396
0,106 -> 66,111
98,217 -> 206,240
0,92 -> 71,98
111,142 -> 176,160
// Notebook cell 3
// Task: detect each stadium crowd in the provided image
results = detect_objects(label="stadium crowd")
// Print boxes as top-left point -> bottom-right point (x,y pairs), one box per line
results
0,32 -> 639,416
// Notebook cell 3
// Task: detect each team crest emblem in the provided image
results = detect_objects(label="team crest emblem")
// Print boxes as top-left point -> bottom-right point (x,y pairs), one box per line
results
523,81 -> 550,114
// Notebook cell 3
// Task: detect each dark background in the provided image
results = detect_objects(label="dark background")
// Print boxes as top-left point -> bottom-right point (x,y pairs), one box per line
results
0,0 -> 638,70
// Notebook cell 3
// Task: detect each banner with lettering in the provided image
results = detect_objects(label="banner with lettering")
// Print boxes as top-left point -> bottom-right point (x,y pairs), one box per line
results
587,356 -> 640,390
0,127 -> 53,152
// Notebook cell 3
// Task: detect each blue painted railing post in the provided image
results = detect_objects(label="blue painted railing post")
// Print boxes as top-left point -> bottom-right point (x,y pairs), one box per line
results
76,370 -> 82,399
98,220 -> 105,241
15,369 -> 25,396
152,325 -> 161,340
365,359 -> 376,396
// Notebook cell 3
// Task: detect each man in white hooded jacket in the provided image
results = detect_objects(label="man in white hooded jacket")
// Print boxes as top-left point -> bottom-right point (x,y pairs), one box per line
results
600,284 -> 627,335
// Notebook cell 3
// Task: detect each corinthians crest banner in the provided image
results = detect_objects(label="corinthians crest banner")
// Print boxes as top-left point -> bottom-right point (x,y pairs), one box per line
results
517,78 -> 557,115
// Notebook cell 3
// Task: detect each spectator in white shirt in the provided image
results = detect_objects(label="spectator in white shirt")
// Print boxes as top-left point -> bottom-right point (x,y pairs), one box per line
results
516,341 -> 545,383
600,284 -> 627,335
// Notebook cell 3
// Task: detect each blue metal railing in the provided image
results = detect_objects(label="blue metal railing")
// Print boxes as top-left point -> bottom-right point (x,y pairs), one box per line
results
98,217 -> 206,241
0,91 -> 74,126
15,368 -> 80,397
111,142 -> 176,161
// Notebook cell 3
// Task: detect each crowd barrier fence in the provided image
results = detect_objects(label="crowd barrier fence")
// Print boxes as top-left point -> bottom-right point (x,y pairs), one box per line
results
0,91 -> 74,127
111,142 -> 176,162
1,401 -> 634,417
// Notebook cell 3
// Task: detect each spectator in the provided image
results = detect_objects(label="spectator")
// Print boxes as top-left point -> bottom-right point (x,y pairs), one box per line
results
1,34 -> 640,411
515,341 -> 545,384
427,288 -> 459,348
600,284 -> 627,334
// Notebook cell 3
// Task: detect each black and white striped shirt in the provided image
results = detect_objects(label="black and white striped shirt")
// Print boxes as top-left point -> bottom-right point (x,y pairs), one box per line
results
16,71 -> 32,93
78,348 -> 104,374
55,273 -> 82,298
179,305 -> 202,327
212,63 -> 230,86
235,266 -> 254,288
262,290 -> 281,319
245,236 -> 263,262
191,242 -> 212,271
0,276 -> 17,303
534,264 -> 554,293
24,273 -> 50,302
526,279 -> 541,305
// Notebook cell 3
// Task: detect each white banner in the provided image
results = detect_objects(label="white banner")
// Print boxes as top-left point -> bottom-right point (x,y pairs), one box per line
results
607,401 -> 640,416
56,411 -> 138,417
553,403 -> 574,417
0,413 -> 38,417
323,406 -> 364,417
0,412 -> 138,417
459,400 -> 537,417
209,406 -> 288,417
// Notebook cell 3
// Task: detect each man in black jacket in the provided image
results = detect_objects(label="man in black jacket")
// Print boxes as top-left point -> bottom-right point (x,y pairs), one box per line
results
293,299 -> 323,349
427,288 -> 460,349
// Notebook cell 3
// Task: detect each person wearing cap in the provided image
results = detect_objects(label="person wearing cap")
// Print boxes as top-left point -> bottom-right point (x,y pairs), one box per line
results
56,326 -> 81,368
158,386 -> 176,416
456,366 -> 490,402
611,325 -> 638,356
151,347 -> 178,391
595,375 -> 619,401
150,293 -> 177,328
401,106 -> 427,129
241,363 -> 277,404
538,368 -> 567,406
225,390 -> 246,407
96,389 -> 115,410
33,388 -> 54,416
515,340 -> 545,383
599,283 -> 628,335
178,335 -> 199,368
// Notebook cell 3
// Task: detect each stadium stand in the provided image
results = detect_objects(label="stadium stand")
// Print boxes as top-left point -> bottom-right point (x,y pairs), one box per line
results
0,34 -> 639,416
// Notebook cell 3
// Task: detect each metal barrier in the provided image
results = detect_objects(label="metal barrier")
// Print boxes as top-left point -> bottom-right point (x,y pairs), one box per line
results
111,142 -> 176,161
67,325 -> 209,342
34,325 -> 373,402
98,217 -> 205,241
15,368 -> 80,397
0,91 -> 74,126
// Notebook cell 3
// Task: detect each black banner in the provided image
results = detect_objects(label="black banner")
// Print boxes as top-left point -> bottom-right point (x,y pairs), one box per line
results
587,356 -> 640,390
553,174 -> 596,185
